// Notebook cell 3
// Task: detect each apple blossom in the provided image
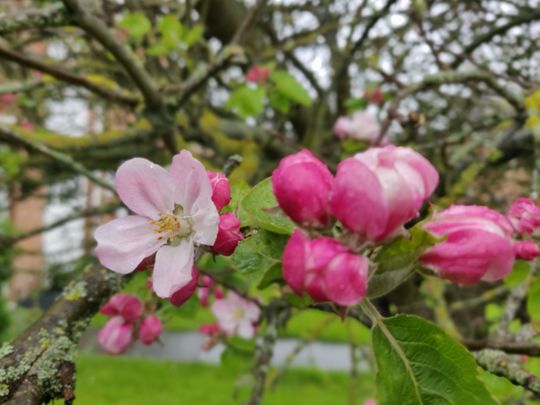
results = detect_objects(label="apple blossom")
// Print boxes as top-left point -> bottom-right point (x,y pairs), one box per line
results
282,230 -> 368,306
330,145 -> 438,242
420,205 -> 515,285
169,267 -> 199,307
333,111 -> 383,144
211,292 -> 260,339
212,213 -> 243,256
207,171 -> 231,211
514,240 -> 540,261
272,149 -> 333,227
199,323 -> 220,336
98,317 -> 134,355
364,88 -> 384,105
139,315 -> 164,345
246,65 -> 270,83
94,150 -> 219,298
99,293 -> 142,323
507,197 -> 540,235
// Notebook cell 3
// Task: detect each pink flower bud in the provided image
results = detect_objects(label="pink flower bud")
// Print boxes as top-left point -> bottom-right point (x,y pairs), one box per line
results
169,267 -> 199,307
207,171 -> 231,211
201,275 -> 215,287
246,65 -> 270,83
135,254 -> 155,272
282,230 -> 368,306
139,315 -> 163,345
198,287 -> 210,307
0,93 -> 16,109
212,213 -> 243,256
364,88 -> 384,105
330,145 -> 438,242
98,317 -> 133,354
333,111 -> 383,144
514,241 -> 540,261
272,149 -> 333,227
100,293 -> 142,323
199,322 -> 220,336
507,198 -> 540,235
421,205 -> 515,284
214,287 -> 224,299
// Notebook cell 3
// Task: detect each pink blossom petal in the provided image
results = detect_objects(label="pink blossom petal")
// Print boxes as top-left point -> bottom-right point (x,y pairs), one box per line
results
237,320 -> 255,339
152,240 -> 195,298
282,230 -> 309,294
115,158 -> 174,219
94,216 -> 165,274
170,150 -> 213,212
97,317 -> 133,355
190,196 -> 219,246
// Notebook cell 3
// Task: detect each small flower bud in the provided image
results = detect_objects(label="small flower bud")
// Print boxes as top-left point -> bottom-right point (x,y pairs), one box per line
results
139,315 -> 163,345
207,171 -> 231,211
212,213 -> 243,256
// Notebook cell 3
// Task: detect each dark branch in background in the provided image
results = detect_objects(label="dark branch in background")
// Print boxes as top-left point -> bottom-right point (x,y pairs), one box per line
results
0,267 -> 124,404
451,8 -> 540,69
0,79 -> 43,95
0,3 -> 72,36
464,340 -> 540,357
60,0 -> 161,107
0,202 -> 120,249
0,125 -> 115,192
0,45 -> 140,107
229,0 -> 269,46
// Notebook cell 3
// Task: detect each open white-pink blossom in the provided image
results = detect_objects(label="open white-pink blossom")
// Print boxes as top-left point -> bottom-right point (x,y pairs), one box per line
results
94,151 -> 219,298
333,111 -> 384,144
211,292 -> 260,339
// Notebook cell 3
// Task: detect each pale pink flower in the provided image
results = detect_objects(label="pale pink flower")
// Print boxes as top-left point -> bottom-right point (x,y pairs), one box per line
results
207,171 -> 231,211
330,145 -> 438,242
507,197 -> 540,235
139,315 -> 163,345
211,293 -> 260,339
100,293 -> 142,323
272,149 -> 334,227
98,317 -> 134,354
94,151 -> 219,298
283,229 -> 368,306
333,111 -> 384,143
421,205 -> 515,285
212,213 -> 243,256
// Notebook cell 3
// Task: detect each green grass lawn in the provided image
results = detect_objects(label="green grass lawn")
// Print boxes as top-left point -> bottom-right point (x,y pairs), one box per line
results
61,355 -> 375,405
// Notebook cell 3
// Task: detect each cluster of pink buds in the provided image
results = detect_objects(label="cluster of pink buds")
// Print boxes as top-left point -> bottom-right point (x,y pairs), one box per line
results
97,294 -> 163,354
207,171 -> 244,256
419,202 -> 540,284
197,275 -> 224,307
273,145 -> 439,305
246,65 -> 270,83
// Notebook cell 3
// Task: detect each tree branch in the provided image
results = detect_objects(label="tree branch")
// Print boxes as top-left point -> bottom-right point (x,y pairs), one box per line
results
0,45 -> 139,107
0,125 -> 115,192
0,266 -> 124,404
0,3 -> 72,36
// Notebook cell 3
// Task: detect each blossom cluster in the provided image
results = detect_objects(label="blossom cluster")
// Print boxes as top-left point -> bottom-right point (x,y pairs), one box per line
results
97,294 -> 163,354
273,145 -> 439,306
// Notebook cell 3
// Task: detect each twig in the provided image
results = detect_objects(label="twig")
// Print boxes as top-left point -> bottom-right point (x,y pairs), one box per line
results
463,340 -> 540,356
0,125 -> 115,192
0,45 -> 139,107
0,202 -> 120,249
229,0 -> 269,46
474,349 -> 540,397
0,79 -> 43,96
0,3 -> 72,35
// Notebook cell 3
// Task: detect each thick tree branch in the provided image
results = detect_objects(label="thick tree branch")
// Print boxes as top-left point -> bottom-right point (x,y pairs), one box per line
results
0,266 -> 124,404
0,45 -> 139,107
0,125 -> 115,192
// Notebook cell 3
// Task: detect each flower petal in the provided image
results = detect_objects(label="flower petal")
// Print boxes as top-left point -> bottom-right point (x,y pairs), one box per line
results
115,158 -> 174,219
94,216 -> 164,274
170,150 -> 213,212
190,196 -> 219,245
152,240 -> 195,298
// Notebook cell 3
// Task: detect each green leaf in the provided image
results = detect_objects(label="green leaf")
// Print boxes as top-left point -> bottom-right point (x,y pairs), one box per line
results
118,12 -> 151,43
505,260 -> 530,287
223,180 -> 250,215
159,15 -> 184,48
527,276 -> 540,325
268,92 -> 291,114
372,314 -> 497,405
231,230 -> 287,280
226,86 -> 266,119
368,226 -> 439,298
184,24 -> 205,46
240,178 -> 295,234
257,263 -> 284,289
270,70 -> 312,106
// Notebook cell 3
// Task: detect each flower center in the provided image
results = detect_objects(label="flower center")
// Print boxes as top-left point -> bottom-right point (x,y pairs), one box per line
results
233,308 -> 245,320
150,205 -> 193,246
